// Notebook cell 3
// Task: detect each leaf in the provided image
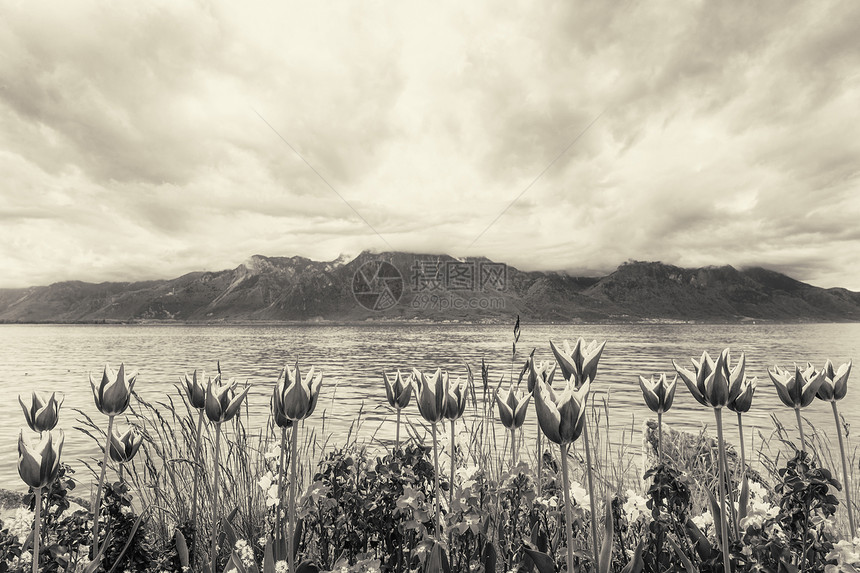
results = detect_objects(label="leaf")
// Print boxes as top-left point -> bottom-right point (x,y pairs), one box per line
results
107,512 -> 147,573
425,541 -> 451,573
706,488 -> 723,548
522,542 -> 556,573
293,517 -> 304,560
263,536 -> 276,573
296,560 -> 320,573
738,474 -> 750,523
667,538 -> 695,573
685,518 -> 712,560
599,496 -> 614,573
175,529 -> 190,568
222,516 -> 239,549
620,540 -> 644,573
482,540 -> 497,573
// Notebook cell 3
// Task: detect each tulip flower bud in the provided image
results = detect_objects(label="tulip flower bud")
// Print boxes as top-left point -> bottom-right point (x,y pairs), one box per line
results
528,356 -> 557,394
90,363 -> 137,416
205,376 -> 250,424
673,348 -> 731,408
182,370 -> 207,410
412,368 -> 448,424
19,391 -> 64,433
816,360 -> 852,402
728,376 -> 757,413
444,376 -> 469,421
109,427 -> 144,463
383,370 -> 413,410
273,362 -> 323,423
638,374 -> 676,414
496,383 -> 532,430
18,429 -> 64,489
533,377 -> 590,445
768,363 -> 825,409
550,338 -> 606,387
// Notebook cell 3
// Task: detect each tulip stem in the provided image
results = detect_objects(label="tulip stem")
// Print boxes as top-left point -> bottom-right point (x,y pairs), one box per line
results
190,408 -> 204,531
582,417 -> 600,572
714,408 -> 732,573
289,423 -> 298,573
536,430 -> 543,499
431,422 -> 442,542
209,423 -> 222,568
510,428 -> 517,467
795,407 -> 806,453
396,408 -> 401,451
277,426 -> 287,554
33,486 -> 41,573
737,411 -> 746,478
832,401 -> 856,535
658,411 -> 663,463
450,419 -> 456,510
92,414 -> 114,559
560,444 -> 576,573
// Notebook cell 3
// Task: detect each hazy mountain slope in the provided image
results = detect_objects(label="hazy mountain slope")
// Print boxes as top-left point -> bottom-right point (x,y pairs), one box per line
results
1,254 -> 858,323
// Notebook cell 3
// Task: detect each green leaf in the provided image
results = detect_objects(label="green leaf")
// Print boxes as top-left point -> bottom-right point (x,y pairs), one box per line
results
107,512 -> 147,573
175,529 -> 190,568
667,538 -> 695,573
522,542 -> 556,573
222,516 -> 239,549
482,541 -> 497,573
598,496 -> 614,573
706,488 -> 723,548
620,540 -> 644,573
263,537 -> 275,573
738,474 -> 750,523
685,518 -> 712,560
293,517 -> 304,560
425,541 -> 451,573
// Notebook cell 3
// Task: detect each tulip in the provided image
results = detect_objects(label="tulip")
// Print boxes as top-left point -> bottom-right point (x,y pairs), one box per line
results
412,367 -> 450,541
638,374 -> 676,461
205,373 -> 251,567
495,381 -> 532,465
109,426 -> 143,464
767,363 -> 826,452
88,363 -> 137,560
181,369 -> 210,544
444,375 -> 469,510
383,370 -> 413,450
19,391 -> 64,433
18,429 -> 63,573
534,376 -> 590,573
528,356 -> 556,499
816,359 -> 854,534
269,368 -> 298,560
549,337 -> 606,571
727,357 -> 756,479
674,349 -> 735,573
550,338 -> 606,386
272,363 -> 323,571
90,363 -> 137,416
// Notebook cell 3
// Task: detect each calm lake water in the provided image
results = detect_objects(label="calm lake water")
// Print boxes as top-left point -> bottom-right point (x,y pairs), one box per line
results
1,323 -> 858,491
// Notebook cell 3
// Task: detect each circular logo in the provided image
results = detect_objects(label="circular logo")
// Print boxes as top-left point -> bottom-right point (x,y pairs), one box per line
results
352,260 -> 404,311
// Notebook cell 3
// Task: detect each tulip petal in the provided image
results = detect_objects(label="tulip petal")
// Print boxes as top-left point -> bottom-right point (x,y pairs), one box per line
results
495,392 -> 515,429
674,360 -> 708,407
534,381 -> 563,445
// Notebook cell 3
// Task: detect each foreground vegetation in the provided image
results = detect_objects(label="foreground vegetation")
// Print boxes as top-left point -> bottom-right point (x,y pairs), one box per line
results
3,323 -> 858,572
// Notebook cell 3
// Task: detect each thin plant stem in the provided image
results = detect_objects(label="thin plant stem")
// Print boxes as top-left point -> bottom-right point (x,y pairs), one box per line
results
582,417 -> 600,572
432,422 -> 441,541
714,408 -> 732,573
289,423 -> 299,573
536,430 -> 543,498
658,411 -> 663,463
560,443 -> 576,573
450,419 -> 456,510
190,409 -> 204,528
277,426 -> 287,551
737,412 -> 746,477
92,414 -> 114,558
396,408 -> 401,451
209,423 -> 222,568
33,487 -> 41,573
795,408 -> 806,453
511,428 -> 517,466
832,401 -> 856,535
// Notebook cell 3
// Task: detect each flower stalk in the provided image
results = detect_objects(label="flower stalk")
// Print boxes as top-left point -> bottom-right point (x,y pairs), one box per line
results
289,421 -> 298,573
92,414 -> 114,556
209,422 -> 222,565
560,443 -> 576,573
816,360 -> 854,534
714,407 -> 732,573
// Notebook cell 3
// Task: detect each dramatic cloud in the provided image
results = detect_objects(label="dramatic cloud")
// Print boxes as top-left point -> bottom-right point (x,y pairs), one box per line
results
1,0 -> 858,289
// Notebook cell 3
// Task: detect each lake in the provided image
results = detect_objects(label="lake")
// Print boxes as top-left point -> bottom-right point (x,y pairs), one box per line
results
1,322 -> 858,491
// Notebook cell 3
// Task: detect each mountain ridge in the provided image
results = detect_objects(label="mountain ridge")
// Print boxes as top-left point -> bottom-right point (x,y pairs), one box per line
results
1,252 -> 859,323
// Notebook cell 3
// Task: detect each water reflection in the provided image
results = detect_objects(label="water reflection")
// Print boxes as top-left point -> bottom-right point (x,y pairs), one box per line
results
0,323 -> 858,490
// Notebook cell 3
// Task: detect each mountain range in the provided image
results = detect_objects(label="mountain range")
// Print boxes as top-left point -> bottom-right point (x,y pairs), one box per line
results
1,252 -> 859,323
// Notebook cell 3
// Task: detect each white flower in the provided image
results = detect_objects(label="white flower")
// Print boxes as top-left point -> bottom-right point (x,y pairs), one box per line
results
258,472 -> 273,491
622,490 -> 650,524
275,561 -> 289,573
569,480 -> 589,510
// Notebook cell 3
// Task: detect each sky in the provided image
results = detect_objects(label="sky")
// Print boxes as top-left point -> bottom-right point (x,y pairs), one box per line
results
1,1 -> 859,290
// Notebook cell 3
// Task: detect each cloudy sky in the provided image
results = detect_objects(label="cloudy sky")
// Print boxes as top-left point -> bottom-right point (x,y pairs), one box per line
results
2,1 -> 859,290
